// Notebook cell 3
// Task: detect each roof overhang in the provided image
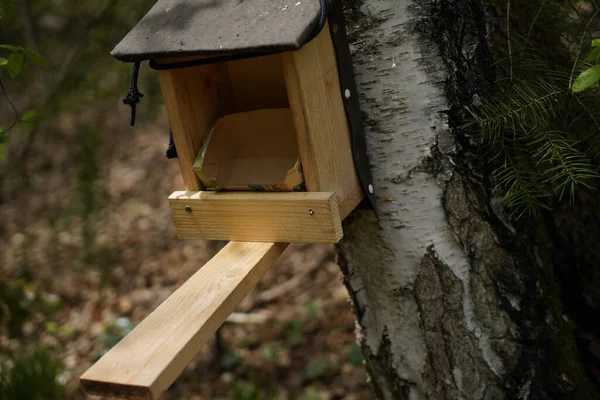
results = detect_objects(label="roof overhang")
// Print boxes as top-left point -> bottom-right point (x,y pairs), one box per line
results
111,0 -> 324,62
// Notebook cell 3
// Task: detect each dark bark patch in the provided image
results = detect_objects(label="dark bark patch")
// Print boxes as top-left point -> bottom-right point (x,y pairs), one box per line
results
443,161 -> 598,399
415,248 -> 463,400
415,246 -> 502,400
364,329 -> 418,400
410,0 -> 494,122
408,0 -> 600,397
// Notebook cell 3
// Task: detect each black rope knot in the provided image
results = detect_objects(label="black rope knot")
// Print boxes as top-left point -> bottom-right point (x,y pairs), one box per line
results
123,62 -> 144,126
166,127 -> 178,159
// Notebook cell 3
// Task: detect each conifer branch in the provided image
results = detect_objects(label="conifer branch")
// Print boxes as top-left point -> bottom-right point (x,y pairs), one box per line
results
528,129 -> 597,202
466,80 -> 565,146
495,150 -> 550,218
466,0 -> 600,218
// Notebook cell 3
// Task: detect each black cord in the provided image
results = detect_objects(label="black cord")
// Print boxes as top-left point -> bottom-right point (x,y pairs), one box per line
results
122,62 -> 144,126
166,127 -> 178,159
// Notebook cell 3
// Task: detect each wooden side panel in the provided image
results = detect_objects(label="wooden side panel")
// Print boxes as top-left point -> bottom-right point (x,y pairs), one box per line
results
338,185 -> 364,220
282,21 -> 364,218
157,63 -> 234,191
81,241 -> 288,400
226,54 -> 289,111
169,191 -> 343,243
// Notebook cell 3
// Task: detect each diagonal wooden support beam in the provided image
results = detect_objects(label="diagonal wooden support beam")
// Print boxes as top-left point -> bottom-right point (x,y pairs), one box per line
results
80,241 -> 288,400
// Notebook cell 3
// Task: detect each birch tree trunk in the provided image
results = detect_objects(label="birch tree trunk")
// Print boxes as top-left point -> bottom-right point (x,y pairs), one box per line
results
337,0 -> 599,399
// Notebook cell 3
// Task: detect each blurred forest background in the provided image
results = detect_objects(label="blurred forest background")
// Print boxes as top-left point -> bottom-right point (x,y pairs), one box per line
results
0,1 -> 369,399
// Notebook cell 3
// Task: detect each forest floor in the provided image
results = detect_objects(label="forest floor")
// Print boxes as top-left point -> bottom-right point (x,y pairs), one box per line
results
0,104 -> 372,400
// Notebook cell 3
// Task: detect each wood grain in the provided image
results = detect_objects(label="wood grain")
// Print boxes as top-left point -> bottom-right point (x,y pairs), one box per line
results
157,62 -> 234,191
338,185 -> 364,220
197,108 -> 299,188
226,54 -> 289,111
80,241 -> 288,400
169,191 -> 343,243
282,21 -> 363,217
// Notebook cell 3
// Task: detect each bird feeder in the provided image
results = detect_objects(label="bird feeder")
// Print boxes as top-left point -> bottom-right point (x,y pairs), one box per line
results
80,0 -> 374,398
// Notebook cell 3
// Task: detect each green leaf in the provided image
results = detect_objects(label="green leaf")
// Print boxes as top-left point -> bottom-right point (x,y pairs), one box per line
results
45,321 -> 58,333
219,352 -> 242,370
593,39 -> 600,48
347,344 -> 364,366
0,57 -> 7,66
25,48 -> 49,67
0,134 -> 8,144
259,344 -> 278,361
304,360 -> 329,380
304,299 -> 320,320
19,110 -> 37,128
232,381 -> 261,400
587,47 -> 600,63
0,44 -> 21,52
298,388 -> 321,400
0,145 -> 5,160
21,109 -> 37,121
572,65 -> 600,93
6,50 -> 25,78
286,319 -> 304,347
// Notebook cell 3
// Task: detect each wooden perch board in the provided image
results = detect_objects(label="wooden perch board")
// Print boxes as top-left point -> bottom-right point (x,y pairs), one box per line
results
169,191 -> 343,243
80,241 -> 288,400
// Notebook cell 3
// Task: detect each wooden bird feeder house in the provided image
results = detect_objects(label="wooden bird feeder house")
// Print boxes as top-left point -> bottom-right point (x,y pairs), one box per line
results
80,0 -> 375,398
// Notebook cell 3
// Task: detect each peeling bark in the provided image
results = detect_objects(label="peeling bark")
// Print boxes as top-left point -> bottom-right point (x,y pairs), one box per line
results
337,0 -> 599,399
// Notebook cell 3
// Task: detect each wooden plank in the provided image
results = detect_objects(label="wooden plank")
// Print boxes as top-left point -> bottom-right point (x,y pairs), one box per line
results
157,62 -> 235,191
169,191 -> 343,243
226,54 -> 289,111
282,51 -> 319,192
339,185 -> 364,220
282,21 -> 364,217
81,241 -> 288,400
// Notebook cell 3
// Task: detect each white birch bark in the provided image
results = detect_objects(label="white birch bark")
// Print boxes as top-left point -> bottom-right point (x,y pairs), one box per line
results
337,0 -> 597,399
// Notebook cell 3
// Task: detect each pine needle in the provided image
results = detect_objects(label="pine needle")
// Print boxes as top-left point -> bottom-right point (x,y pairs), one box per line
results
466,79 -> 565,146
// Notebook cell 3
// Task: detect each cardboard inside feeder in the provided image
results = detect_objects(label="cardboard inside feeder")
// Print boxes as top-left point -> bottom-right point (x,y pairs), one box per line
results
193,108 -> 305,191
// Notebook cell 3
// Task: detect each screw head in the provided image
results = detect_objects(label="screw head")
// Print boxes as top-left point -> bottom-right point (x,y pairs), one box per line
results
368,184 -> 374,194
344,89 -> 351,99
309,209 -> 315,216
185,206 -> 192,213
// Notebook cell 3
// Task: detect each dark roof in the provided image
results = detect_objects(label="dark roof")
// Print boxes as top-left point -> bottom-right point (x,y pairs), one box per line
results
111,0 -> 323,62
